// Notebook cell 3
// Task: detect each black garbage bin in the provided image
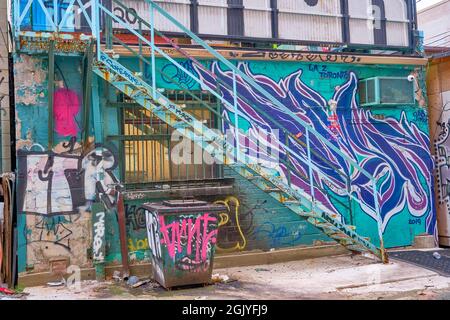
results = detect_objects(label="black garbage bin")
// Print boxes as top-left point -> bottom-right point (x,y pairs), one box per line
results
142,200 -> 226,289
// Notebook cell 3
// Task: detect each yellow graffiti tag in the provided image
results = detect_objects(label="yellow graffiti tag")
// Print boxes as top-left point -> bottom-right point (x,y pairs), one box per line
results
128,238 -> 149,252
214,196 -> 247,253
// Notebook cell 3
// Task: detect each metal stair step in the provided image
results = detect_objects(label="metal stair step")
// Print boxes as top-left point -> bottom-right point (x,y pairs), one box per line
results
298,211 -> 320,218
283,200 -> 302,205
344,244 -> 367,252
264,188 -> 285,193
173,122 -> 191,129
246,175 -> 264,181
337,238 -> 357,246
329,213 -> 340,220
327,232 -> 352,240
191,137 -> 216,143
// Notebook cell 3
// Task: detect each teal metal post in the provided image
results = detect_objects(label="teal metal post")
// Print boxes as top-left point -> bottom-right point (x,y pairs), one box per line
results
48,40 -> 55,150
92,203 -> 106,281
91,75 -> 106,280
13,0 -> 19,37
232,70 -> 240,164
92,0 -> 101,60
83,42 -> 94,149
53,0 -> 58,29
372,181 -> 388,263
150,2 -> 156,98
305,126 -> 315,207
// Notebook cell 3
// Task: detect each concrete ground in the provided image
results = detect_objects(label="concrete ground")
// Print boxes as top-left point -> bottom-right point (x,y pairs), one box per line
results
4,252 -> 450,300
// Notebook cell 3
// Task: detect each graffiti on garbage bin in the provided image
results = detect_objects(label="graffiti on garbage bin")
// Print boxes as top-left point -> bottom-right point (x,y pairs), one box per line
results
145,209 -> 165,281
154,212 -> 218,273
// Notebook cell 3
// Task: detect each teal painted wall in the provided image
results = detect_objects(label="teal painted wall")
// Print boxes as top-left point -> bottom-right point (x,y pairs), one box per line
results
14,53 -> 435,272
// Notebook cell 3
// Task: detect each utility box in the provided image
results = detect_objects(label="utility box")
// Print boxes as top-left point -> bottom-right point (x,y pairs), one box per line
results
142,200 -> 226,289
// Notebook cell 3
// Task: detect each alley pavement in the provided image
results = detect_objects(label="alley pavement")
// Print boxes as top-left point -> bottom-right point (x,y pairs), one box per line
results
5,251 -> 450,300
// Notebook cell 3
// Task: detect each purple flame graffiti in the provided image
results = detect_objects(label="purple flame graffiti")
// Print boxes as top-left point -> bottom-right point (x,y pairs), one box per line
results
194,61 -> 435,236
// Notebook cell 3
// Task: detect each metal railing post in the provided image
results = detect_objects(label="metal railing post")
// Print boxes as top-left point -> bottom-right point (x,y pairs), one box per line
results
232,70 -> 240,164
305,126 -> 315,207
53,0 -> 58,31
372,180 -> 388,263
91,0 -> 100,60
150,1 -> 156,98
347,176 -> 354,226
13,0 -> 20,37
138,20 -> 143,74
105,13 -> 112,50
285,131 -> 291,187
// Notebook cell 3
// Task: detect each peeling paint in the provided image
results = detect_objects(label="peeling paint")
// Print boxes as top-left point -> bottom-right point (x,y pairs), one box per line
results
14,54 -> 47,106
24,211 -> 93,273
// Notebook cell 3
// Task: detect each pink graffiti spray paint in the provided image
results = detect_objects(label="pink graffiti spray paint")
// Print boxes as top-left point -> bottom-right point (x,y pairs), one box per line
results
158,213 -> 218,264
53,88 -> 80,137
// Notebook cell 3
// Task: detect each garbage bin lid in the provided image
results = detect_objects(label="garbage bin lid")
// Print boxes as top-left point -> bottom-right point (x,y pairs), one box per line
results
162,200 -> 208,207
140,199 -> 227,214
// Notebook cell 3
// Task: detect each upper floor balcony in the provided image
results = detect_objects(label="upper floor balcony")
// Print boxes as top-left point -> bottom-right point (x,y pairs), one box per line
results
10,0 -> 421,55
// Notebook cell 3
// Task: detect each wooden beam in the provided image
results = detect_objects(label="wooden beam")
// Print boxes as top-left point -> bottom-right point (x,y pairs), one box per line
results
105,44 -> 428,66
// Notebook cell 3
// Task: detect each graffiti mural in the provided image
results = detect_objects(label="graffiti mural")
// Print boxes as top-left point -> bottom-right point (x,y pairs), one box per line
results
195,62 -> 436,239
125,204 -> 146,231
26,215 -> 74,251
145,60 -> 197,90
53,87 -> 81,137
214,196 -> 257,253
21,211 -> 93,273
435,120 -> 450,209
145,210 -> 218,273
17,144 -> 120,215
123,203 -> 150,261
254,222 -> 304,248
145,209 -> 164,282
92,210 -> 106,262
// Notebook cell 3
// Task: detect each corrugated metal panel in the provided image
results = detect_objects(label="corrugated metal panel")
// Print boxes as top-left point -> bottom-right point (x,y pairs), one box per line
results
243,0 -> 271,38
384,0 -> 408,20
197,0 -> 227,35
278,0 -> 342,42
113,0 -> 190,32
347,0 -> 369,17
349,19 -> 374,45
110,0 -> 412,49
155,0 -> 191,33
384,0 -> 409,46
112,0 -> 150,30
243,0 -> 267,9
278,14 -> 342,42
277,0 -> 340,14
386,22 -> 409,46
348,0 -> 410,46
348,0 -> 374,45
277,0 -> 342,42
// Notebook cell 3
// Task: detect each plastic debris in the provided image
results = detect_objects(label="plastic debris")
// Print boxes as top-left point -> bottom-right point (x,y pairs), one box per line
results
131,279 -> 151,288
211,274 -> 230,284
112,270 -> 122,281
47,279 -> 66,287
126,276 -> 139,286
0,287 -> 15,295
433,252 -> 442,260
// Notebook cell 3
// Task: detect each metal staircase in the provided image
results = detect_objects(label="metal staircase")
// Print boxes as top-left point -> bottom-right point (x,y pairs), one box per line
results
12,0 -> 388,263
